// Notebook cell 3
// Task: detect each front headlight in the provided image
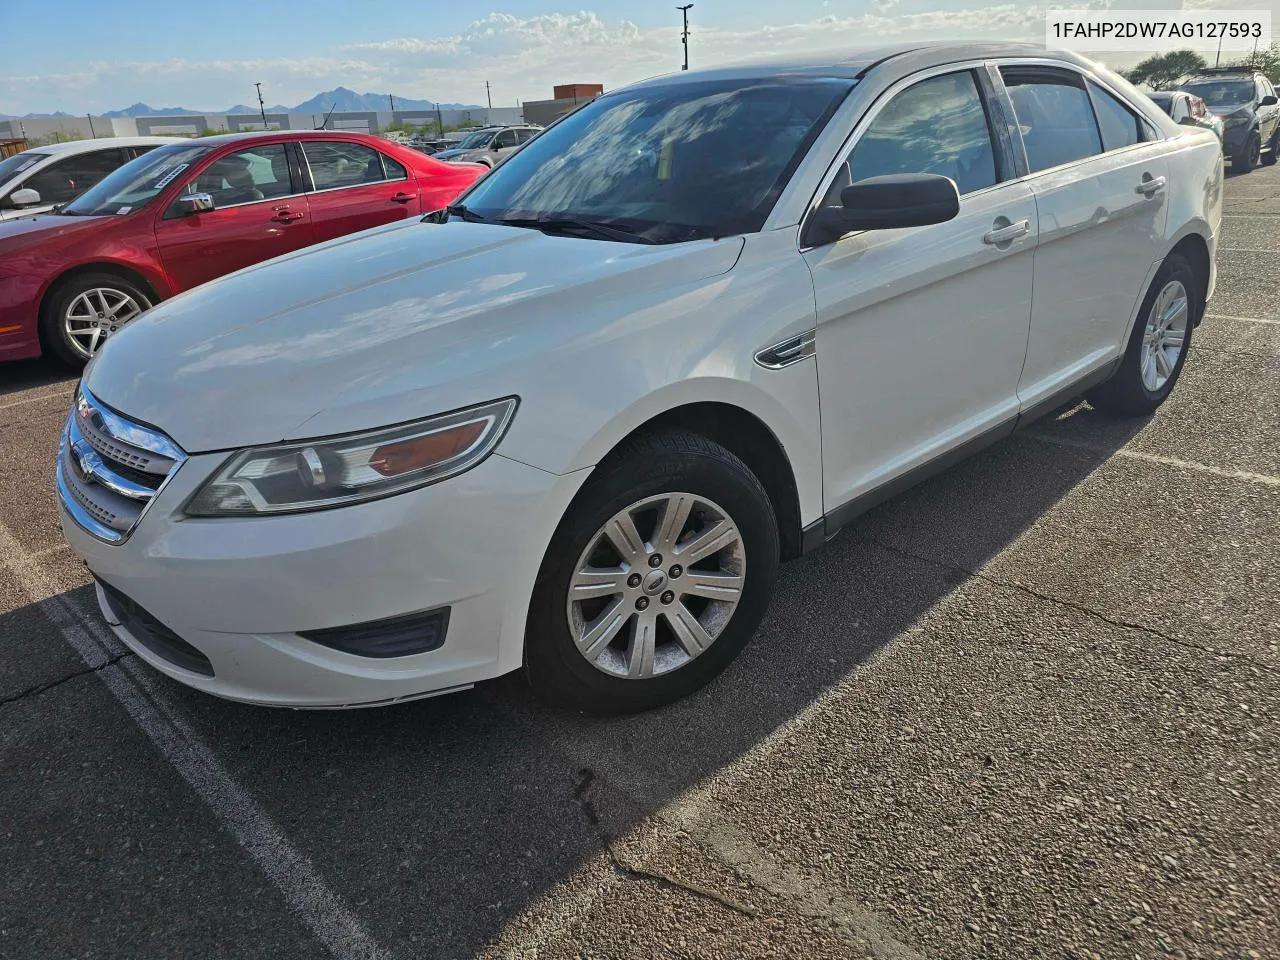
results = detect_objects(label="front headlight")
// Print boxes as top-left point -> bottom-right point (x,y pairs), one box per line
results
185,397 -> 517,517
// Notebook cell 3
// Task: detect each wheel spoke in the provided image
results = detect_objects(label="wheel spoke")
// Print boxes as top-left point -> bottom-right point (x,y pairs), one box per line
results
1154,346 -> 1172,378
626,613 -> 657,677
663,601 -> 713,657
1140,350 -> 1157,390
603,511 -> 646,566
1163,297 -> 1188,329
674,518 -> 738,565
1162,332 -> 1185,353
88,326 -> 102,354
569,568 -> 628,601
95,290 -> 110,316
654,494 -> 695,552
679,569 -> 744,601
576,598 -> 630,660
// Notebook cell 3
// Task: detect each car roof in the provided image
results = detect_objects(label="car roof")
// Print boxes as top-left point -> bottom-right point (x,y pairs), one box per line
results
30,136 -> 184,156
622,42 -> 1091,90
172,130 -> 392,148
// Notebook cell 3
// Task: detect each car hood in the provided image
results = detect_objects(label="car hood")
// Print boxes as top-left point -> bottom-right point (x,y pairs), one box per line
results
0,212 -> 110,250
86,219 -> 745,453
432,148 -> 473,160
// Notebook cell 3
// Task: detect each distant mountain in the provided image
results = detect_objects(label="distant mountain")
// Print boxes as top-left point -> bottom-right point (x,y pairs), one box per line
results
289,87 -> 480,114
4,89 -> 484,121
102,102 -> 195,118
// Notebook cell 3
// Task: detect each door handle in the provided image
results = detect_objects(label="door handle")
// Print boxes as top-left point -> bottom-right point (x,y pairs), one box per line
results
982,219 -> 1030,245
390,192 -> 414,204
270,209 -> 304,223
1135,176 -> 1167,196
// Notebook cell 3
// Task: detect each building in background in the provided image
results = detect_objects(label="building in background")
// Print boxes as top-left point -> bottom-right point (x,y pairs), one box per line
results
0,107 -> 525,144
522,84 -> 604,127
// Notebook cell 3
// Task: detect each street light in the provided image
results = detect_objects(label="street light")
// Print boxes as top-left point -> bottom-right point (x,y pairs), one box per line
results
677,4 -> 693,71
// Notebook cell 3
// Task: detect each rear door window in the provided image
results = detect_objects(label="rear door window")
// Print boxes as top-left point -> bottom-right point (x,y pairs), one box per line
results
302,141 -> 388,190
1087,80 -> 1143,151
1001,68 -> 1103,173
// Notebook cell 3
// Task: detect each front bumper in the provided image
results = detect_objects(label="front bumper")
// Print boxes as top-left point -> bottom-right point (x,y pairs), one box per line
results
60,449 -> 571,707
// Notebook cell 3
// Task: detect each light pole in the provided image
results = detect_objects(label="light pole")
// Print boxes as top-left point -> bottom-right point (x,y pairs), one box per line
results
254,82 -> 268,129
677,4 -> 693,71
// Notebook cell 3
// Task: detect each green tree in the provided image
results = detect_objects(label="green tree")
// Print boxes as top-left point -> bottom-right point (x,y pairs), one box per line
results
1124,49 -> 1207,90
1233,41 -> 1280,83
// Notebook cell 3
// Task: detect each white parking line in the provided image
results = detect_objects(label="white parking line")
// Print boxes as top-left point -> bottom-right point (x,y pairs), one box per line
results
1222,213 -> 1280,218
1027,434 -> 1280,487
1219,247 -> 1280,254
0,389 -> 75,412
0,522 -> 391,960
1205,313 -> 1280,325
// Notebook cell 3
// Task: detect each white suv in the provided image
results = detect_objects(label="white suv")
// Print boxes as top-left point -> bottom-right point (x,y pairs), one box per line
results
59,44 -> 1222,713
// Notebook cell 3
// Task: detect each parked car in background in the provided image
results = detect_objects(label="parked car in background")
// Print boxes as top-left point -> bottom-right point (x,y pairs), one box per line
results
57,44 -> 1221,714
1148,90 -> 1224,143
0,137 -> 179,221
0,131 -> 484,365
431,125 -> 542,167
1180,67 -> 1279,172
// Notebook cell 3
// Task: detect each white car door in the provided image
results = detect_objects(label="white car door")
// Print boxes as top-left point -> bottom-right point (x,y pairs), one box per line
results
998,66 -> 1170,407
803,67 -> 1037,515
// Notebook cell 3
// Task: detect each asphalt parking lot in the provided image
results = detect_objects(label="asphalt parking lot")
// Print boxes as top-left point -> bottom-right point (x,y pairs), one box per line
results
2,163 -> 1278,960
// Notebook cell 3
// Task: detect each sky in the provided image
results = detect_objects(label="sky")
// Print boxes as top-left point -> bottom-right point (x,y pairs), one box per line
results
2,0 -> 1277,115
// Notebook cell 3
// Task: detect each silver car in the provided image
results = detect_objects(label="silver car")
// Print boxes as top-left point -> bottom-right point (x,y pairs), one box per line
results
431,125 -> 542,167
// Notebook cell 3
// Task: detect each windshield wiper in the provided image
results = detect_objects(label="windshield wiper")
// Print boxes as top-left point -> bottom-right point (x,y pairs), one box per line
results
445,203 -> 491,223
498,216 -> 657,244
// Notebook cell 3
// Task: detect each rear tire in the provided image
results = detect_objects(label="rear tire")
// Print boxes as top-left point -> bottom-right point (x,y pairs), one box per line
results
525,430 -> 779,714
40,272 -> 153,368
1088,254 -> 1199,418
1261,131 -> 1278,167
1233,132 -> 1261,173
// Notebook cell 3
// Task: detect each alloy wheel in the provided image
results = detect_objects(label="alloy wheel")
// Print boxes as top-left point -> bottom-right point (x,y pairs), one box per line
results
63,287 -> 149,360
566,492 -> 746,680
1140,279 -> 1188,393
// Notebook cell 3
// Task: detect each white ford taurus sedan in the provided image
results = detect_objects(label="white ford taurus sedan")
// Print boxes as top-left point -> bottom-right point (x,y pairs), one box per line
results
58,43 -> 1223,712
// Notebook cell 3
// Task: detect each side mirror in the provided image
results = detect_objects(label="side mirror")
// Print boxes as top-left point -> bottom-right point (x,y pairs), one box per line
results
8,187 -> 41,207
805,173 -> 960,246
174,193 -> 215,216
1178,116 -> 1197,125
1260,94 -> 1278,107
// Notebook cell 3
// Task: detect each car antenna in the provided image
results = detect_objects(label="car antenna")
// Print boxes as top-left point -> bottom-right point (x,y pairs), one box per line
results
315,103 -> 338,131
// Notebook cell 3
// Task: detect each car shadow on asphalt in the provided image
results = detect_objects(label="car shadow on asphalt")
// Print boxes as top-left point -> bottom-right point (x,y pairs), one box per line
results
0,358 -> 76,398
4,400 -> 1150,955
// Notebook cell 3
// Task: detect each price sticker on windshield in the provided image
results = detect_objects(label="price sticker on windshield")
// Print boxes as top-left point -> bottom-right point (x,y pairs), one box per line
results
150,162 -> 190,191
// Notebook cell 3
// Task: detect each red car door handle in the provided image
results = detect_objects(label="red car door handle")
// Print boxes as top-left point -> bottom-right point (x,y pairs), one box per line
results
271,209 -> 304,223
390,192 -> 414,204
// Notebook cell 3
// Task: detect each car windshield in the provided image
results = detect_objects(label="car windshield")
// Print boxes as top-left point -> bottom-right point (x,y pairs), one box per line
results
1181,79 -> 1254,107
61,143 -> 211,216
458,76 -> 854,243
456,130 -> 495,149
0,151 -> 49,185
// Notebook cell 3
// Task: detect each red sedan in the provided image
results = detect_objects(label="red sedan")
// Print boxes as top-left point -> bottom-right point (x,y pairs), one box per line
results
0,131 -> 484,365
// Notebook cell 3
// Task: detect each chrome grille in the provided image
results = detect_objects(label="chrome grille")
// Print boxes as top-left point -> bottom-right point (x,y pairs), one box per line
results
57,386 -> 186,544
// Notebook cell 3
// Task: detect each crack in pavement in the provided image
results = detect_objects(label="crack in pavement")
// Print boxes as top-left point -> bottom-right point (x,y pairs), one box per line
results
858,536 -> 1279,676
0,649 -> 135,708
570,768 -> 926,959
572,768 -> 762,920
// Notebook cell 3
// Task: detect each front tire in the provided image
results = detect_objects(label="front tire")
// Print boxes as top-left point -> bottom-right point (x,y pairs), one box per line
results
1233,132 -> 1261,173
1088,253 -> 1199,417
40,272 -> 153,367
525,431 -> 779,713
